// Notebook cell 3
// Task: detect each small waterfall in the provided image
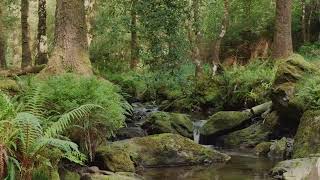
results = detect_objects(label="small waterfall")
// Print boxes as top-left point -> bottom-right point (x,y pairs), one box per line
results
193,120 -> 207,144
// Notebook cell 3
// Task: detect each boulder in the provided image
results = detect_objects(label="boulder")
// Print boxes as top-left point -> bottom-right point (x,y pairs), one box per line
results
254,142 -> 272,156
270,157 -> 319,180
95,134 -> 230,172
221,111 -> 280,148
115,127 -> 146,140
142,112 -> 193,138
268,137 -> 294,160
271,54 -> 316,134
293,110 -> 320,158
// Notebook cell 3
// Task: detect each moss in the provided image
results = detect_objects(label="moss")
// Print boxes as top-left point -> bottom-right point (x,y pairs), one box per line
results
96,145 -> 135,172
0,79 -> 19,91
142,112 -> 193,138
222,122 -> 270,148
254,142 -> 272,156
293,110 -> 320,158
200,111 -> 251,136
61,171 -> 80,180
96,133 -> 230,172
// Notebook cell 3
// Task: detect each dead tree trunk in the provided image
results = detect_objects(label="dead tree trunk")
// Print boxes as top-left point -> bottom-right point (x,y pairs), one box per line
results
130,0 -> 139,69
36,0 -> 48,65
42,0 -> 93,75
212,0 -> 229,76
21,0 -> 32,68
272,0 -> 293,59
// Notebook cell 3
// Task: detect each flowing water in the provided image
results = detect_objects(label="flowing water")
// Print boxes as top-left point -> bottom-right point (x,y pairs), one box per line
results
140,150 -> 278,180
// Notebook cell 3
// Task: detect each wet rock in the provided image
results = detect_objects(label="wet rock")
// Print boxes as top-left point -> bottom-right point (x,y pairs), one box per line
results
221,111 -> 280,148
126,102 -> 158,124
115,127 -> 146,140
270,157 -> 319,180
199,111 -> 252,144
95,133 -> 230,172
80,172 -> 143,180
271,54 -> 316,135
141,112 -> 193,138
268,137 -> 294,160
255,142 -> 272,156
293,110 -> 320,158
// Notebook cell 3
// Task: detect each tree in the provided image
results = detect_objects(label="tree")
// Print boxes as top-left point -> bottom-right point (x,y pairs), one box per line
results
130,0 -> 139,69
42,0 -> 93,75
212,0 -> 229,75
21,0 -> 32,68
191,0 -> 203,77
0,5 -> 6,69
36,0 -> 48,65
272,0 -> 293,59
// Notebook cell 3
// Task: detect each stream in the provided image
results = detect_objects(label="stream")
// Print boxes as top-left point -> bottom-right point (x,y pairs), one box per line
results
139,150 -> 277,180
131,102 -> 278,180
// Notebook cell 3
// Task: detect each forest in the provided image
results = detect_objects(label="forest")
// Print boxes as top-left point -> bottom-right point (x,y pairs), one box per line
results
0,0 -> 320,179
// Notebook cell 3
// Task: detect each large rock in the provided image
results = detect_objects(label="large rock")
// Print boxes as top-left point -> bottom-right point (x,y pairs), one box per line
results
270,157 -> 320,180
254,142 -> 272,157
115,127 -> 146,140
95,134 -> 230,172
142,112 -> 193,138
268,137 -> 294,160
293,110 -> 320,158
199,111 -> 252,144
271,54 -> 316,134
220,111 -> 280,148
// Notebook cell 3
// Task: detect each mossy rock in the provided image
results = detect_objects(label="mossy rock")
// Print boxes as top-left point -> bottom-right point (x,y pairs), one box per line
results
0,79 -> 19,91
268,137 -> 293,160
219,111 -> 280,148
270,157 -> 319,180
254,142 -> 272,156
60,170 -> 80,180
142,112 -> 193,138
95,133 -> 230,172
271,54 -> 317,134
293,110 -> 320,158
200,111 -> 252,137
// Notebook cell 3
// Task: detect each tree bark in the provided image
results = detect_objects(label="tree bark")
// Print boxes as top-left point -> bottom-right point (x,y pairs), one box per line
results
41,0 -> 93,75
21,0 -> 32,69
191,0 -> 203,77
301,0 -> 307,43
0,6 -> 6,69
36,0 -> 48,65
130,0 -> 139,69
272,0 -> 293,59
212,0 -> 229,76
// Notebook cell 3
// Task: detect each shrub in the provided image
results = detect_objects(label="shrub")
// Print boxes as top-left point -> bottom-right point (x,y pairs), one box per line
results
20,74 -> 131,160
298,42 -> 320,61
295,74 -> 320,110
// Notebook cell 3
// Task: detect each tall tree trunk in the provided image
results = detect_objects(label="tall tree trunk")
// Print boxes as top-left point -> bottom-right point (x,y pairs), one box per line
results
36,0 -> 48,65
191,0 -> 203,77
0,6 -> 6,69
272,0 -> 293,59
85,0 -> 96,46
21,0 -> 32,68
42,0 -> 93,75
130,0 -> 139,69
301,0 -> 307,43
212,0 -> 229,76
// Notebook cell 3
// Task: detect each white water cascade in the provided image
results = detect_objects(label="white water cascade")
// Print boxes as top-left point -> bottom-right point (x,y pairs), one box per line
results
193,120 -> 207,144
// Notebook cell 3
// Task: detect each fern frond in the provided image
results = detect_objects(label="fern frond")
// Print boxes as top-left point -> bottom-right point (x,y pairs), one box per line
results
0,92 -> 15,120
14,113 -> 43,153
23,85 -> 46,118
44,104 -> 102,138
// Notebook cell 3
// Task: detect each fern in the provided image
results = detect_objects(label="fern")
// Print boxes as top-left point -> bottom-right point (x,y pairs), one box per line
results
44,104 -> 103,138
22,85 -> 46,118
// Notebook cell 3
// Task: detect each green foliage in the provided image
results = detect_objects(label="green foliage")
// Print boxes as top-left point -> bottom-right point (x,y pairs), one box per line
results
218,60 -> 276,109
22,74 -> 131,160
298,42 -> 320,61
296,74 -> 320,110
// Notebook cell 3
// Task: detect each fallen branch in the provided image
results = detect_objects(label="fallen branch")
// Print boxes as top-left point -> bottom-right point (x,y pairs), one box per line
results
244,101 -> 273,117
0,65 -> 45,77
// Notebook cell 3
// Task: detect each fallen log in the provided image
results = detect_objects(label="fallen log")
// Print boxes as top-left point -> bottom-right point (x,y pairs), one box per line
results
0,65 -> 45,77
